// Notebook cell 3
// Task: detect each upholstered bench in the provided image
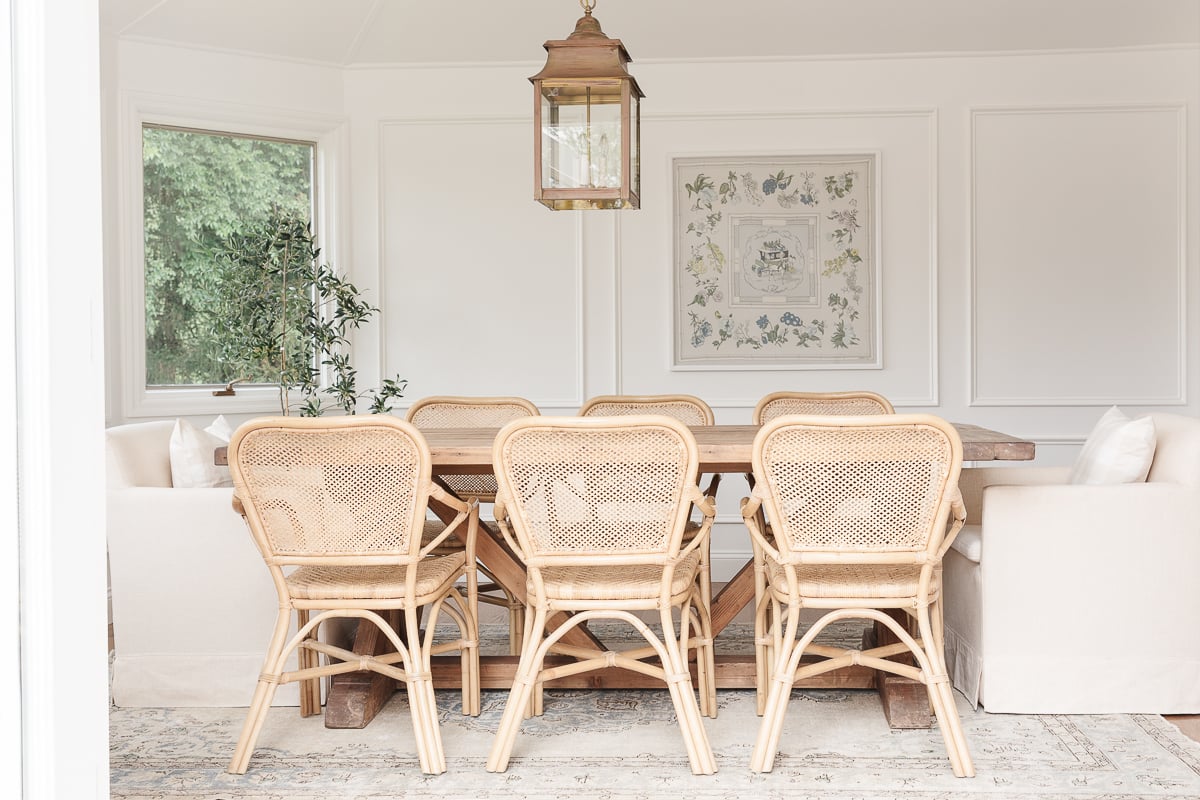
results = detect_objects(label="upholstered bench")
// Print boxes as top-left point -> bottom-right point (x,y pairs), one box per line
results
106,419 -> 303,706
943,413 -> 1200,714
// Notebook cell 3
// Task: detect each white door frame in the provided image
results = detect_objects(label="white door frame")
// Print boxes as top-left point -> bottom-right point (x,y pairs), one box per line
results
8,0 -> 109,797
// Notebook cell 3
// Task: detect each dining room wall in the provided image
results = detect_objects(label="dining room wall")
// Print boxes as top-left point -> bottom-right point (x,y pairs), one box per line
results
346,47 -> 1198,436
343,47 -> 1198,576
103,40 -> 1200,574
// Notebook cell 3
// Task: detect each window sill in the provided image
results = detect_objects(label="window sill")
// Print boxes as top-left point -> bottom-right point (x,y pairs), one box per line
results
126,386 -> 290,419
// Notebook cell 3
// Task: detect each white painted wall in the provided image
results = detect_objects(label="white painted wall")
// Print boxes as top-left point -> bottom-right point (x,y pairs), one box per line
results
102,42 -> 1200,578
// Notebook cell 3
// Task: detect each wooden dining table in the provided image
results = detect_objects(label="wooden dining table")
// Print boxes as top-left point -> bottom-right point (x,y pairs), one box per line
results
216,421 -> 1035,729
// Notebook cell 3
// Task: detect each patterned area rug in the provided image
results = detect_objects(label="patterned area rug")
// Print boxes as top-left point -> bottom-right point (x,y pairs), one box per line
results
109,624 -> 1200,800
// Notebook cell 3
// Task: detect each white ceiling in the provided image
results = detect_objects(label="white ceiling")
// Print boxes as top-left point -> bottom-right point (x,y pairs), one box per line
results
102,0 -> 1200,67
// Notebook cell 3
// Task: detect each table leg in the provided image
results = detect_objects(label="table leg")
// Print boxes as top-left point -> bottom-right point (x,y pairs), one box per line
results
325,609 -> 402,729
709,559 -> 756,635
871,614 -> 933,729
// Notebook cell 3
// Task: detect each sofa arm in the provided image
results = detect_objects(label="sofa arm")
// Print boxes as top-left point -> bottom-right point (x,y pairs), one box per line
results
976,481 -> 1200,712
107,487 -> 272,652
959,466 -> 1070,525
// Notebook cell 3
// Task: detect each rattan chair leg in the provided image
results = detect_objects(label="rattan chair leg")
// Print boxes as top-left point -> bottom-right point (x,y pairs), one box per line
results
659,607 -> 717,775
692,596 -> 717,719
403,606 -> 446,775
508,602 -> 525,656
295,610 -> 321,717
750,645 -> 796,773
917,606 -> 974,777
227,609 -> 292,774
461,562 -> 482,717
753,589 -> 770,716
486,605 -> 548,773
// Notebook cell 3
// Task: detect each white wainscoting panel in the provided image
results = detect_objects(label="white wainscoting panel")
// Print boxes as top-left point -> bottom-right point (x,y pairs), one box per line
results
971,105 -> 1186,406
379,118 -> 585,409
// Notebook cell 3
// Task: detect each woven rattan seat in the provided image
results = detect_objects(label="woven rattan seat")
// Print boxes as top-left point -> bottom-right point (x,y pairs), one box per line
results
225,416 -> 480,777
486,415 -> 718,776
537,551 -> 703,602
763,560 -> 937,600
407,396 -> 540,654
286,555 -> 467,601
742,414 -> 973,778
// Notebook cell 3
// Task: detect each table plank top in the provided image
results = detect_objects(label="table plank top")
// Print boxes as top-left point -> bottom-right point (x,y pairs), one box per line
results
215,421 -> 1034,470
419,422 -> 1035,473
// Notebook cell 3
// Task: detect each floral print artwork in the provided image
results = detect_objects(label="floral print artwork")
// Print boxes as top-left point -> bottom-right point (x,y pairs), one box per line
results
674,154 -> 878,367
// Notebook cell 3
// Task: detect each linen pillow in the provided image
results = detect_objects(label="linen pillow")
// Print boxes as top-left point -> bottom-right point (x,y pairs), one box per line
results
169,416 -> 234,488
1068,406 -> 1156,485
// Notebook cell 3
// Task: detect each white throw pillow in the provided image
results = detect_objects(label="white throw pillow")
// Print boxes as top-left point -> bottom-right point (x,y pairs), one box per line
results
1068,406 -> 1156,485
169,416 -> 234,488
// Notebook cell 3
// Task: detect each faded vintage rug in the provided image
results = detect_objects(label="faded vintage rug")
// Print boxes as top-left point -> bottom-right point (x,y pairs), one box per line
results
109,624 -> 1200,800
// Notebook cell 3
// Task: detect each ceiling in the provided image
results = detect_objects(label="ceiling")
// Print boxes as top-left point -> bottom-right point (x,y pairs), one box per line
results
101,0 -> 1200,67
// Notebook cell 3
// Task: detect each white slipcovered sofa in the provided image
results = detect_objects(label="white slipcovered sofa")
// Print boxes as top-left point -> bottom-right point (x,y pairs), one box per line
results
106,419 -> 301,706
943,412 -> 1200,714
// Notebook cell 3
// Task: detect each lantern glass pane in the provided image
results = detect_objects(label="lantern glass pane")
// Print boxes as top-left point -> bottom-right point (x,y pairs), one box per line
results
630,94 -> 640,198
540,86 -> 623,190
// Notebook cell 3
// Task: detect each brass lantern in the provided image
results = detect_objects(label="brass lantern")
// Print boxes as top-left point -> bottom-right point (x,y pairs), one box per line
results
530,0 -> 644,210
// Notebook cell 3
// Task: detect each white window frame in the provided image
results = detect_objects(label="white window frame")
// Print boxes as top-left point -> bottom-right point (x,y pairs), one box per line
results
118,91 -> 350,418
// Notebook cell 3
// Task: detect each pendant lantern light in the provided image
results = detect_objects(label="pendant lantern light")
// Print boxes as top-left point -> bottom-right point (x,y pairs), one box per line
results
529,0 -> 644,210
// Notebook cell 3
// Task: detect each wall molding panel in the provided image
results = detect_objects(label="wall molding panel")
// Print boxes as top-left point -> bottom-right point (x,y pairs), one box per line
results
969,103 -> 1188,407
378,116 -> 587,409
615,108 -> 940,407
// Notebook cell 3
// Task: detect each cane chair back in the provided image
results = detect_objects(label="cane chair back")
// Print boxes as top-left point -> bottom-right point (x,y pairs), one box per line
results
407,396 -> 540,501
487,415 -> 718,775
578,394 -> 719,612
495,415 -> 697,561
743,414 -> 972,777
752,390 -> 894,424
226,416 -> 480,777
580,394 -> 715,427
755,415 -> 957,560
233,419 -> 428,562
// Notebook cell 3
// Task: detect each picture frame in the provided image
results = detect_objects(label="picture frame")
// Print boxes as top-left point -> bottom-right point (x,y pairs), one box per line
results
672,152 -> 881,369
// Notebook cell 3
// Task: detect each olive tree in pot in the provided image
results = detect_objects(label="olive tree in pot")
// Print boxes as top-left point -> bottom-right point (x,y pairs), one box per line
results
214,211 -> 406,415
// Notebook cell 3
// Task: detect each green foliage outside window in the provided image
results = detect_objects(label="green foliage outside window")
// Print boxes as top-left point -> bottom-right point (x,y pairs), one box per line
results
142,125 -> 312,386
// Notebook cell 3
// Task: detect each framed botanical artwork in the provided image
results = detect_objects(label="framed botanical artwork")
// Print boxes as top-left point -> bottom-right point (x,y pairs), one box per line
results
672,153 -> 881,369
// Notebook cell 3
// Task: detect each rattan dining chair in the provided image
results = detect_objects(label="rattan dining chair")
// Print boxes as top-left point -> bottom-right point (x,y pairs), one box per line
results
486,415 -> 718,775
741,414 -> 973,777
225,416 -> 480,776
752,390 -> 895,424
747,389 -> 895,711
406,395 -> 540,655
580,393 -> 720,697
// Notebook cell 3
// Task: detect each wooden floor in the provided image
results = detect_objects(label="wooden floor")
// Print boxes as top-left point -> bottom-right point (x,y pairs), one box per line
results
1167,716 -> 1200,743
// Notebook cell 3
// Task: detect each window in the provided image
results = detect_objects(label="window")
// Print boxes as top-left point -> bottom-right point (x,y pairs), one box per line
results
141,125 -> 314,387
119,98 -> 348,417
